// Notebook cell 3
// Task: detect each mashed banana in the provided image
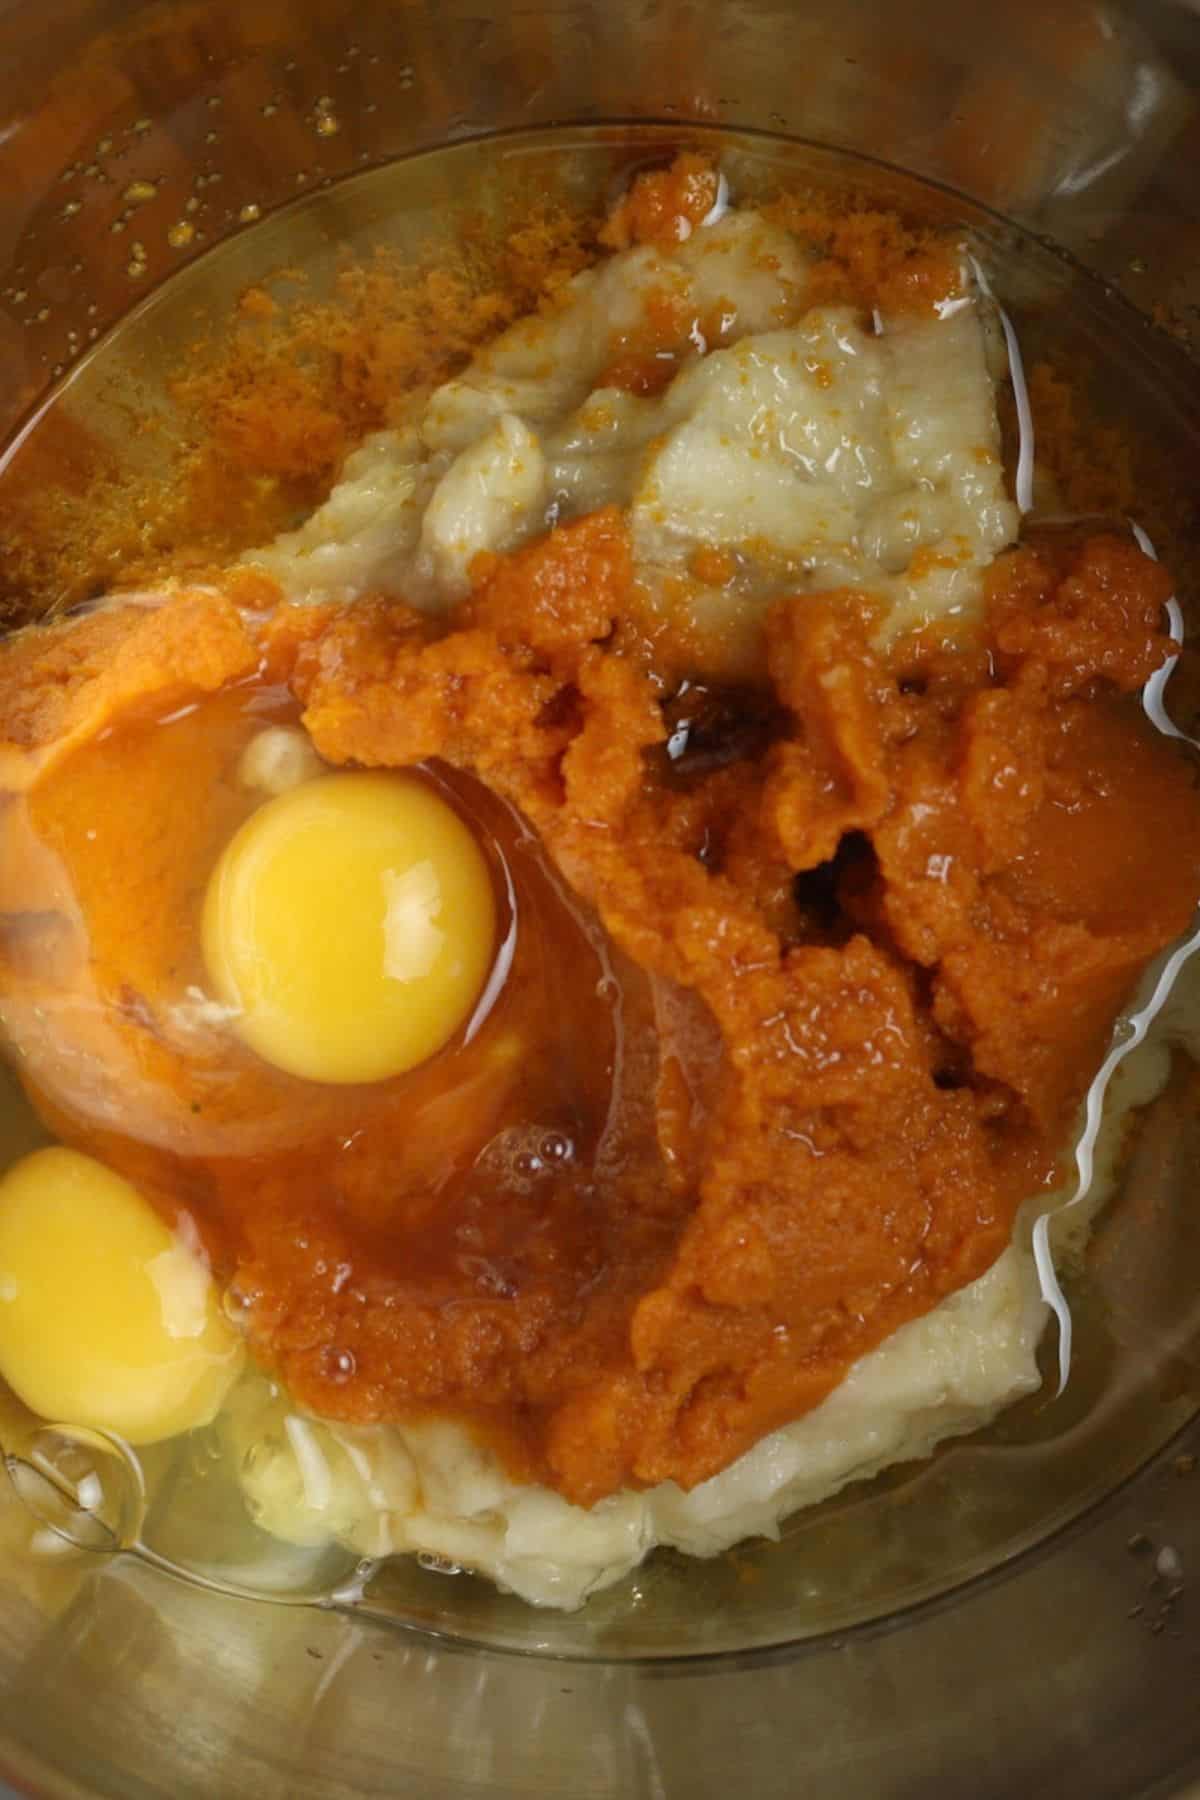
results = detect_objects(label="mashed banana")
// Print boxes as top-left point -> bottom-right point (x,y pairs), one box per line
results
245,203 -> 1015,647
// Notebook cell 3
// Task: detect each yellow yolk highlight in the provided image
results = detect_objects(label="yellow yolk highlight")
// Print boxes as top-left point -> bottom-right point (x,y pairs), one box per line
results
202,771 -> 496,1085
0,1148 -> 244,1443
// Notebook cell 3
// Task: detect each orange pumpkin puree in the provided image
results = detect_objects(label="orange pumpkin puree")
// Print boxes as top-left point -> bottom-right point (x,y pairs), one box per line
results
0,514 -> 1196,1507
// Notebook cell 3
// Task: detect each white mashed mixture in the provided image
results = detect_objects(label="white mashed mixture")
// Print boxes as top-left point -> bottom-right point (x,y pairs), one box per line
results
244,200 -> 1017,645
223,185 -> 1178,1609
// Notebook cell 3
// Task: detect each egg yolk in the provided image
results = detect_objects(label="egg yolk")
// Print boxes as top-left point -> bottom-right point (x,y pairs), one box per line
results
202,771 -> 497,1085
0,1148 -> 244,1444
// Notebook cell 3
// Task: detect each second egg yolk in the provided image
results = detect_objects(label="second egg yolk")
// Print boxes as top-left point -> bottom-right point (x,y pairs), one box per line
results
202,772 -> 497,1085
0,1148 -> 244,1445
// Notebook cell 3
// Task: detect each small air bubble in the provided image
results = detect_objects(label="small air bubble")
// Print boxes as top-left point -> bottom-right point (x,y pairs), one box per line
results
238,202 -> 261,223
417,1552 -> 462,1576
260,102 -> 278,118
539,1132 -> 574,1165
34,307 -> 50,323
1156,1545 -> 1183,1583
95,135 -> 113,154
167,220 -> 195,249
206,95 -> 222,110
222,1285 -> 253,1324
60,200 -> 82,220
122,179 -> 157,204
315,113 -> 341,137
132,118 -> 152,135
320,1346 -> 357,1382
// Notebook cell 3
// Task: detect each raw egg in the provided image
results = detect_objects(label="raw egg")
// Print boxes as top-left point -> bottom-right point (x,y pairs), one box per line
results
202,771 -> 497,1084
0,1147 -> 244,1443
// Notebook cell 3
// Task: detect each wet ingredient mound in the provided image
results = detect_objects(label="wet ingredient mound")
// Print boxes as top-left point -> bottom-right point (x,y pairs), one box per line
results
1,515 -> 1197,1507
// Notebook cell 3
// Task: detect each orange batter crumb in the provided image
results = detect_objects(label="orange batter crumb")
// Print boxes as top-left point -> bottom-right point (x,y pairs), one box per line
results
599,151 -> 720,251
0,202 -> 595,620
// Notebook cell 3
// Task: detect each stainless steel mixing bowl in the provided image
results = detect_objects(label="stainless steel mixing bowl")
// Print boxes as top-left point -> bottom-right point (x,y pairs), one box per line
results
0,2 -> 1199,1793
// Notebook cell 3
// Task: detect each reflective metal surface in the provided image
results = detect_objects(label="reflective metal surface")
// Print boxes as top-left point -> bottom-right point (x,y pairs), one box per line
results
0,1 -> 1198,1793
